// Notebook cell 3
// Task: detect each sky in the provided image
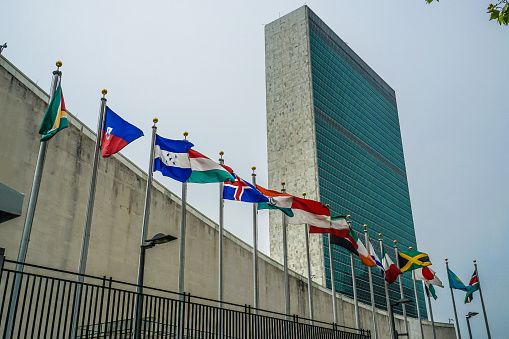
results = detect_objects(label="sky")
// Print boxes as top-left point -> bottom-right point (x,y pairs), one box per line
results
2,0 -> 508,337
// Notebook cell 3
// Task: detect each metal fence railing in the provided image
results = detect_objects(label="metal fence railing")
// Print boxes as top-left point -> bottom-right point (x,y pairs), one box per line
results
0,253 -> 371,339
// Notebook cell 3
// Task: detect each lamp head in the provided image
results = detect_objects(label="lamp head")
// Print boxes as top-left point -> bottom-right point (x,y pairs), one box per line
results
147,233 -> 177,246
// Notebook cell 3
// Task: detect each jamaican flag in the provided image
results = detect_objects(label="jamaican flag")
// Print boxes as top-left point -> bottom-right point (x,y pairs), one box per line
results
398,250 -> 431,272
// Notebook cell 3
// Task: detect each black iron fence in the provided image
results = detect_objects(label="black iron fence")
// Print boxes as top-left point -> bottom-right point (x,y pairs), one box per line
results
0,254 -> 370,339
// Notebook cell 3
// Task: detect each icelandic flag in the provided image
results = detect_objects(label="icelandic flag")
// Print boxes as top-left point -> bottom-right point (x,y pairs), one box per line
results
102,106 -> 144,157
223,174 -> 269,203
153,134 -> 194,182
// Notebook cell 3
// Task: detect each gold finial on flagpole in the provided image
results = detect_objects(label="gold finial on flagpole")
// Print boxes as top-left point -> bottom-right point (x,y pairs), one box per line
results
183,131 -> 188,140
325,204 -> 330,208
302,192 -> 306,197
409,247 -> 413,250
153,118 -> 158,124
252,166 -> 256,171
363,224 -> 367,229
473,259 -> 476,263
102,89 -> 107,96
347,215 -> 351,219
219,151 -> 224,160
56,61 -> 62,68
445,258 -> 448,262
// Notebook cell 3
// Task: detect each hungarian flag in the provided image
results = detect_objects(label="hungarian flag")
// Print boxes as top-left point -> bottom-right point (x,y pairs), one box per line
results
382,248 -> 402,284
398,250 -> 431,272
187,149 -> 235,183
256,185 -> 294,217
223,175 -> 269,203
309,215 -> 350,238
102,106 -> 143,157
39,81 -> 68,141
413,267 -> 443,287
287,197 -> 330,229
330,228 -> 377,267
465,269 -> 479,303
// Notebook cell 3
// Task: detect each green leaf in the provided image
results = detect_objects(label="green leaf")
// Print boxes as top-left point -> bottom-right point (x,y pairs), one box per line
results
490,10 -> 500,20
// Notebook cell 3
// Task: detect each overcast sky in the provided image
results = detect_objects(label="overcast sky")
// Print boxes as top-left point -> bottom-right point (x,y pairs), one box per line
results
2,1 -> 508,337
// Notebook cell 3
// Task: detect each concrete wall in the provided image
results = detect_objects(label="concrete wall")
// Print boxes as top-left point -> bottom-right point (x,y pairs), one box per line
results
0,54 -> 455,338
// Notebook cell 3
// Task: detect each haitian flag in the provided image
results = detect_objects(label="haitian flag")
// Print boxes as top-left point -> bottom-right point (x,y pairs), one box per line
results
223,174 -> 269,203
102,107 -> 144,157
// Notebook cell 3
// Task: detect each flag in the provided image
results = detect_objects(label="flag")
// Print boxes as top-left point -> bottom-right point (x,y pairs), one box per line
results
309,215 -> 350,238
330,228 -> 377,267
223,174 -> 269,203
102,106 -> 143,157
256,185 -> 294,217
447,268 -> 470,291
288,197 -> 330,229
153,134 -> 194,182
382,248 -> 402,284
367,241 -> 384,275
398,250 -> 431,272
465,269 -> 479,303
39,81 -> 68,141
425,282 -> 438,300
413,267 -> 443,287
187,149 -> 235,183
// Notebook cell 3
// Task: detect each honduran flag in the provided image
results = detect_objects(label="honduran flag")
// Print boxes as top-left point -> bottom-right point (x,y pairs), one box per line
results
223,174 -> 269,203
102,107 -> 143,157
153,134 -> 194,182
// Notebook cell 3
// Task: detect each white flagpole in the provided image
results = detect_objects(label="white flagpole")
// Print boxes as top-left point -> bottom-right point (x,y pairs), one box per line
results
325,204 -> 338,325
77,88 -> 108,279
218,151 -> 225,339
363,225 -> 378,339
4,61 -> 62,339
445,258 -> 461,339
409,247 -> 425,339
132,118 -> 158,339
70,89 -> 108,339
251,167 -> 259,313
379,234 -> 395,339
302,192 -> 314,323
177,132 -> 189,339
474,260 -> 491,339
281,181 -> 290,319
347,218 -> 360,330
393,240 -> 409,336
425,282 -> 437,339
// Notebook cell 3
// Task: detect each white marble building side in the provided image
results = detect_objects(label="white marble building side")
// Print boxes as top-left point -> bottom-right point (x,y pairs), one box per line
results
264,6 -> 326,287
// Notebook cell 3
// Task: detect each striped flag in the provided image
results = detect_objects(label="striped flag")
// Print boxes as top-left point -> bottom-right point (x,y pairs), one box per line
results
39,81 -> 68,141
465,270 -> 479,303
187,149 -> 235,183
331,228 -> 377,267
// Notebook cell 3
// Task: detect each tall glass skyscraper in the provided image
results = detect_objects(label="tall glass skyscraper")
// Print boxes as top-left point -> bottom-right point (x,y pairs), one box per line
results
265,6 -> 426,318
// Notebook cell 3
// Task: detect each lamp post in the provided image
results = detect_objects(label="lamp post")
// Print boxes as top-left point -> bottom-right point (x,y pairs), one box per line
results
466,312 -> 478,339
389,299 -> 413,338
134,233 -> 177,339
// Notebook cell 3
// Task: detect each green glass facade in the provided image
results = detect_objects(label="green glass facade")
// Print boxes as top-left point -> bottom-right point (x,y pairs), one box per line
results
307,10 -> 427,318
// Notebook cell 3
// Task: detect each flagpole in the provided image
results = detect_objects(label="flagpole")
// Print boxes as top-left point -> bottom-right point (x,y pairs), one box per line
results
364,225 -> 378,339
177,132 -> 189,339
4,61 -> 62,339
393,240 -> 409,336
425,282 -> 437,339
218,151 -> 225,339
77,88 -> 108,279
347,218 -> 360,330
302,192 -> 314,324
445,258 -> 461,339
379,234 -> 395,339
130,118 -> 158,339
473,260 -> 491,339
251,167 -> 259,313
409,247 -> 425,339
178,132 -> 189,299
325,204 -> 338,325
281,181 -> 290,319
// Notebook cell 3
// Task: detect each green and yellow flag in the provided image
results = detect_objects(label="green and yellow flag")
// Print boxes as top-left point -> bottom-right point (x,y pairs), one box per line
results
398,250 -> 431,272
39,81 -> 68,141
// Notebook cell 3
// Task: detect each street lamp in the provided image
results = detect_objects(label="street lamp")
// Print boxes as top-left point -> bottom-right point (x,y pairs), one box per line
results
390,298 -> 413,338
134,233 -> 177,339
466,311 -> 479,339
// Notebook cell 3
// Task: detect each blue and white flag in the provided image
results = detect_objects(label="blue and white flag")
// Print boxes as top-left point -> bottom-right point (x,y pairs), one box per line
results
223,174 -> 269,203
153,134 -> 193,182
